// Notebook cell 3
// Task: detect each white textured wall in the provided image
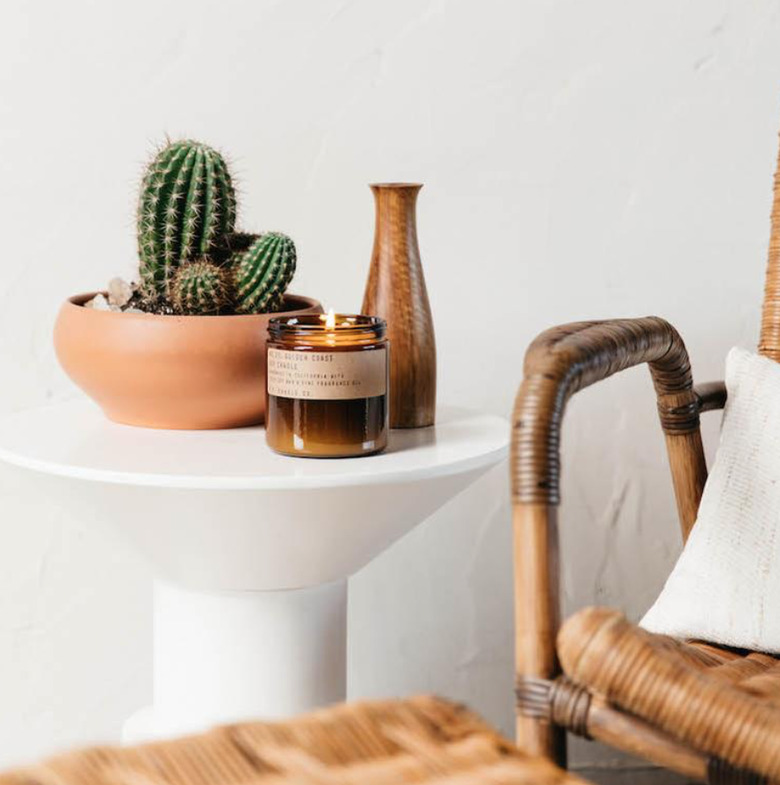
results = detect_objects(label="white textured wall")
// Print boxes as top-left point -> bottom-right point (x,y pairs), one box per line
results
1,0 -> 779,770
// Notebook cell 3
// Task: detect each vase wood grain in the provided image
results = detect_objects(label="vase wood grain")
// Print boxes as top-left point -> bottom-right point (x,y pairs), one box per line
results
362,183 -> 436,428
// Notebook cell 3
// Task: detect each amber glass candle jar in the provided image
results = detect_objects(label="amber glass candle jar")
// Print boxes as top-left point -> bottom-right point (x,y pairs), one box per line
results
266,313 -> 389,458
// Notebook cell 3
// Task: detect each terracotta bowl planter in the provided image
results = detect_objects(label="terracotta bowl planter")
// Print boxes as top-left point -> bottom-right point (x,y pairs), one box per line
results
54,292 -> 323,429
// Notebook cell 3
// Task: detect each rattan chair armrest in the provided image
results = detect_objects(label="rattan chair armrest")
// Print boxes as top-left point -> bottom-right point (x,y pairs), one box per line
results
512,317 -> 702,506
694,380 -> 727,412
511,318 -> 709,761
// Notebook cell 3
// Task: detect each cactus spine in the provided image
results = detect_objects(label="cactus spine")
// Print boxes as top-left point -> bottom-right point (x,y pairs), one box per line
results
171,260 -> 232,315
233,232 -> 296,314
137,140 -> 236,300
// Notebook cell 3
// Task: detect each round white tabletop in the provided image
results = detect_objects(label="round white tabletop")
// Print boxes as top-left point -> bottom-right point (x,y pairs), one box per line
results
0,400 -> 508,490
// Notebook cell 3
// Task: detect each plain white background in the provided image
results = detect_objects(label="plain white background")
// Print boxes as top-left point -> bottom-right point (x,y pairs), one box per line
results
1,0 -> 778,771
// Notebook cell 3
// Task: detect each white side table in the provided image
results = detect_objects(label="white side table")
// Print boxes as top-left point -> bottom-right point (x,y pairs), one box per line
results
0,400 -> 507,743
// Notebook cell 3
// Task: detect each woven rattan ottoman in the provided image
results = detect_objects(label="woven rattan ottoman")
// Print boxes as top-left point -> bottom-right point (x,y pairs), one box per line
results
0,697 -> 588,785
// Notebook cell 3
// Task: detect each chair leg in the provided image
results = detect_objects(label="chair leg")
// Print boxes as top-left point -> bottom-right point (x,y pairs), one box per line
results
515,715 -> 567,767
513,503 -> 566,765
515,676 -> 568,765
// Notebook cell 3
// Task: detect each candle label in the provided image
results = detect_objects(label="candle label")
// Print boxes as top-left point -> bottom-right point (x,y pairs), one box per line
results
268,347 -> 387,400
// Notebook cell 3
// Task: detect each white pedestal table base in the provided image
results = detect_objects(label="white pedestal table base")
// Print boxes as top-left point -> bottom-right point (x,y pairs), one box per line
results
123,579 -> 347,743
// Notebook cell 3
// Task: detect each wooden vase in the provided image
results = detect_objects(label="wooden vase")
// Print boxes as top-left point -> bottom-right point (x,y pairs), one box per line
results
362,183 -> 436,428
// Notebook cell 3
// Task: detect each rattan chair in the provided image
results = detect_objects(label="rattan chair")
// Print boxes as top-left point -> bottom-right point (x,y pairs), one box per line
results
0,697 -> 589,785
512,138 -> 780,780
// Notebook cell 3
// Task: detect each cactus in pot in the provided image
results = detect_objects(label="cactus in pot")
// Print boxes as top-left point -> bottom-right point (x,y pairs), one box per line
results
137,140 -> 236,301
85,137 -> 300,317
171,260 -> 233,315
56,136 -> 322,431
233,232 -> 297,314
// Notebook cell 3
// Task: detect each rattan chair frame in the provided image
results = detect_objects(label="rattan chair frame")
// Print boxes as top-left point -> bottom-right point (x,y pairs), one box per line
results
512,136 -> 780,782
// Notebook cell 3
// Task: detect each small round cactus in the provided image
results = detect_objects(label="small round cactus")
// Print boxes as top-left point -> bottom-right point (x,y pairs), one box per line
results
137,140 -> 236,300
233,232 -> 296,314
171,260 -> 233,315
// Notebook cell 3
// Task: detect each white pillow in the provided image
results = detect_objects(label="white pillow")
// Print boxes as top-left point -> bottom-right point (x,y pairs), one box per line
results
641,347 -> 780,652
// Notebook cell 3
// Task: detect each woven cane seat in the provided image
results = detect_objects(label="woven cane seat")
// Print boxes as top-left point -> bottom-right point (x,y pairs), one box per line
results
557,607 -> 780,782
0,697 -> 589,785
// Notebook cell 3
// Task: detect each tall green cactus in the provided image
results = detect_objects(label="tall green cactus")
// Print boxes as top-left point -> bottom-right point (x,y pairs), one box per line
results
137,140 -> 236,300
233,232 -> 296,314
171,260 -> 232,315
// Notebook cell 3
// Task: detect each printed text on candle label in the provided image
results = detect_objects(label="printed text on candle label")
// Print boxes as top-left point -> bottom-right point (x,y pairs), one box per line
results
267,347 -> 387,400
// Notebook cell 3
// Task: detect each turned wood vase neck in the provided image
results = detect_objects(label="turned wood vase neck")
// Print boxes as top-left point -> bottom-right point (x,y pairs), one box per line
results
370,184 -> 422,253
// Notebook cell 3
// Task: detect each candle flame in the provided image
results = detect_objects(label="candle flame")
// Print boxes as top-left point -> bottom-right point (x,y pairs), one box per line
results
324,308 -> 336,330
